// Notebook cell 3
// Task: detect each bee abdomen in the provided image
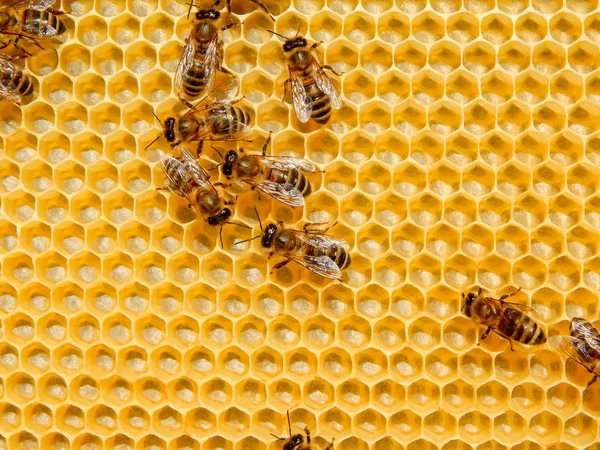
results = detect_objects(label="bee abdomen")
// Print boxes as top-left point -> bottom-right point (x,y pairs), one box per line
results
305,82 -> 332,124
268,168 -> 312,197
500,309 -> 546,345
210,105 -> 249,136
23,8 -> 65,37
1,65 -> 33,97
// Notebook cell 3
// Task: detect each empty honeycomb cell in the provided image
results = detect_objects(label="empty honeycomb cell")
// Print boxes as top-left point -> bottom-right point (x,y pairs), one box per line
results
60,44 -> 91,77
517,71 -> 549,105
534,42 -> 566,74
77,15 -> 108,46
41,72 -> 73,105
550,70 -> 583,105
107,71 -> 139,104
446,12 -> 479,44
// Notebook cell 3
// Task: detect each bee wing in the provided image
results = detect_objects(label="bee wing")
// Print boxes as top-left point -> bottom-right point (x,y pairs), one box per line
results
555,336 -> 598,372
311,59 -> 342,109
161,156 -> 190,197
571,319 -> 600,351
283,252 -> 342,279
188,76 -> 240,111
175,34 -> 198,93
0,58 -> 22,104
246,179 -> 305,207
289,66 -> 312,123
22,20 -> 57,37
294,230 -> 350,251
255,156 -> 317,173
487,297 -> 536,315
27,0 -> 56,10
178,147 -> 217,192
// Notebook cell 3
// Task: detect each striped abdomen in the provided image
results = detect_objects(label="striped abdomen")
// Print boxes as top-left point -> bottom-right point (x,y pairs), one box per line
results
497,308 -> 546,345
0,63 -> 32,97
209,105 -> 250,138
181,42 -> 214,99
306,240 -> 351,271
265,167 -> 311,197
299,68 -> 332,124
21,8 -> 66,38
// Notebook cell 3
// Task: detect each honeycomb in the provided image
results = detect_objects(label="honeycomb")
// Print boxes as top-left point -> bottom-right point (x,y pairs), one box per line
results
2,0 -> 600,448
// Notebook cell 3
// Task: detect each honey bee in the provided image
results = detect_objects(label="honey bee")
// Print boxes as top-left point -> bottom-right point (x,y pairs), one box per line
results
219,133 -> 317,207
148,78 -> 252,155
269,30 -> 342,124
177,0 -> 274,100
271,411 -> 335,450
159,147 -> 238,246
0,53 -> 33,104
237,207 -> 350,280
555,318 -> 600,390
462,287 -> 547,350
0,0 -> 66,55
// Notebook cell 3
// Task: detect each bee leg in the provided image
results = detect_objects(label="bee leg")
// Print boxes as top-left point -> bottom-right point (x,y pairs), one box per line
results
478,327 -> 492,344
282,79 -> 291,102
213,182 -> 231,188
11,39 -> 32,57
269,434 -> 286,441
220,66 -> 234,76
324,438 -> 335,450
179,97 -> 195,109
303,221 -> 337,234
219,225 -> 224,249
322,65 -> 344,77
196,141 -> 204,156
261,132 -> 272,156
48,8 -> 67,15
249,0 -> 275,21
270,259 -> 291,273
587,375 -> 597,390
221,21 -> 243,33
498,286 -> 522,302
268,251 -> 274,259
509,340 -> 515,352
310,41 -> 323,51
304,427 -> 311,443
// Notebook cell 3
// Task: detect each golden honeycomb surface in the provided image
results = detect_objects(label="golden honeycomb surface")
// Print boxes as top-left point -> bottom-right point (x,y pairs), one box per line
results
2,0 -> 600,448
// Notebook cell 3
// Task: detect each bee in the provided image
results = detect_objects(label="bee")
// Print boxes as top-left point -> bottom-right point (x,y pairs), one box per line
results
271,411 -> 335,450
269,30 -> 342,124
461,287 -> 547,350
177,0 -> 274,100
237,207 -> 350,280
555,318 -> 600,390
0,54 -> 33,104
0,0 -> 66,55
148,78 -> 252,155
159,147 -> 240,246
219,133 -> 318,207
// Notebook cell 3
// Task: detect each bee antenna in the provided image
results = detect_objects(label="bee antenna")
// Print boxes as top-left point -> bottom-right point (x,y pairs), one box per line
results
186,0 -> 196,19
152,111 -> 161,125
234,234 -> 261,246
207,163 -> 221,172
253,206 -> 263,232
225,221 -> 253,230
266,29 -> 287,40
295,25 -> 301,38
211,145 -> 224,159
145,133 -> 163,151
287,410 -> 292,436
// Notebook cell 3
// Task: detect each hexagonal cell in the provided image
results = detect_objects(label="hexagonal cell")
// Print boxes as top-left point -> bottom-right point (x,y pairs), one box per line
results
464,41 -> 496,75
60,44 -> 91,76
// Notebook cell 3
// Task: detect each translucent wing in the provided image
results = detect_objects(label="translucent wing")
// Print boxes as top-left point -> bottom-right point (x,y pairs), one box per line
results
245,179 -> 305,207
295,231 -> 350,252
289,66 -> 312,123
178,147 -> 216,192
0,58 -> 22,104
174,34 -> 197,94
22,20 -> 57,38
487,297 -> 536,315
27,0 -> 56,10
216,105 -> 253,139
255,156 -> 317,173
187,76 -> 240,111
556,336 -> 599,373
571,318 -> 600,351
311,59 -> 342,109
283,253 -> 342,279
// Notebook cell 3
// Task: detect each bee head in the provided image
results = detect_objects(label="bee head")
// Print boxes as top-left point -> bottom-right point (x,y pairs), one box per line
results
164,117 -> 176,142
283,434 -> 304,450
283,37 -> 307,52
261,223 -> 278,248
222,150 -> 238,177
207,208 -> 232,226
196,9 -> 220,20
461,291 -> 478,317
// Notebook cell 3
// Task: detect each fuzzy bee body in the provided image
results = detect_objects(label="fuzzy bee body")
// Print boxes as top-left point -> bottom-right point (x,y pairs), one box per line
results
0,54 -> 32,104
278,35 -> 342,124
0,5 -> 66,41
555,318 -> 600,390
221,134 -> 316,207
160,147 -> 233,225
462,287 -> 546,349
257,220 -> 350,280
